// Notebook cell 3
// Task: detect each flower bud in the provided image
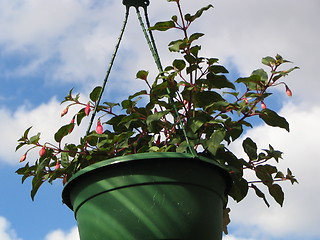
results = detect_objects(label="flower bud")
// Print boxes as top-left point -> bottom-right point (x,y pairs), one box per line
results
85,103 -> 91,116
63,175 -> 68,185
285,85 -> 292,97
261,101 -> 267,109
156,135 -> 161,145
20,154 -> 27,162
242,97 -> 249,104
61,107 -> 68,117
96,120 -> 103,134
55,161 -> 61,170
39,146 -> 46,157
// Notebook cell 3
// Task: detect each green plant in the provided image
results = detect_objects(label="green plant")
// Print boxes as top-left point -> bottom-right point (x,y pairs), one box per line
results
16,0 -> 298,232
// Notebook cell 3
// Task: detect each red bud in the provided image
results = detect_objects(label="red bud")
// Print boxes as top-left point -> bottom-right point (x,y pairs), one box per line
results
96,120 -> 103,134
55,161 -> 61,170
285,85 -> 292,97
242,97 -> 249,104
63,175 -> 68,185
39,146 -> 46,157
61,107 -> 68,117
85,103 -> 91,116
261,101 -> 267,109
20,154 -> 27,162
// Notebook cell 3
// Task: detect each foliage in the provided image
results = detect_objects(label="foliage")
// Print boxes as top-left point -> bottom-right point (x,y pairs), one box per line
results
16,0 -> 298,233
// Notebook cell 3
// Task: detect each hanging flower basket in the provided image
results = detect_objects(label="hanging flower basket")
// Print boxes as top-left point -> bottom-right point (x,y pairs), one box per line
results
62,152 -> 232,240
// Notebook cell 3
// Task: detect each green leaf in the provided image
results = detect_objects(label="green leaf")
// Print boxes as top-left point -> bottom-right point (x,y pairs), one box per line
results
185,4 -> 213,23
149,20 -> 175,31
242,137 -> 257,160
136,70 -> 149,81
129,90 -> 148,100
184,54 -> 197,64
251,184 -> 270,207
286,168 -> 298,184
262,56 -> 276,67
29,133 -> 40,144
65,144 -> 77,157
168,39 -> 187,52
189,32 -> 204,43
207,58 -> 219,65
18,126 -> 33,142
146,110 -> 169,133
61,150 -> 69,168
259,109 -> 290,132
206,73 -> 235,89
208,65 -> 229,74
275,171 -> 285,179
268,184 -> 284,206
171,15 -> 178,22
31,173 -> 45,200
172,59 -> 186,71
54,123 -> 74,142
194,91 -> 225,108
229,178 -> 248,202
190,45 -> 201,57
189,115 -> 210,133
255,165 -> 274,186
207,129 -> 226,155
263,144 -> 283,162
252,69 -> 268,83
236,75 -> 262,90
89,86 -> 102,102
76,109 -> 86,126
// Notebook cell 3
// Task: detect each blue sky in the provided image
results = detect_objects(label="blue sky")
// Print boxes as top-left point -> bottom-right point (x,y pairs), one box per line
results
1,0 -> 320,240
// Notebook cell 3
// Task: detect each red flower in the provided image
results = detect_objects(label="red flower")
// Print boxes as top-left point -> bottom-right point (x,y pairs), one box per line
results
261,101 -> 267,109
96,120 -> 103,134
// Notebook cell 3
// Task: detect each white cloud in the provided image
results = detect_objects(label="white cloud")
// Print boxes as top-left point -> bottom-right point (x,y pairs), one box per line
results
223,235 -> 255,240
0,217 -> 21,240
0,97 -> 88,165
45,226 -> 79,240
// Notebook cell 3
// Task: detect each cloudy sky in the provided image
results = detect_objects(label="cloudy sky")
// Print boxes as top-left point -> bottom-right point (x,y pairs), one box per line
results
0,0 -> 319,239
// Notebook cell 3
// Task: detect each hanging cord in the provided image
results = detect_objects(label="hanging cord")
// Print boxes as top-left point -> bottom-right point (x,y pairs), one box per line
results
136,7 -> 197,158
85,7 -> 130,136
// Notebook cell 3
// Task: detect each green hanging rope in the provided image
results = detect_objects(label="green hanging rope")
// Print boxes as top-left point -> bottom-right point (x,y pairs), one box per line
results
85,8 -> 130,136
136,7 -> 198,158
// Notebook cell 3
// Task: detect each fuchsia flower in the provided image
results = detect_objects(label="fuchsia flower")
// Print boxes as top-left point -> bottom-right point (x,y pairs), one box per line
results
39,146 -> 46,157
96,120 -> 103,134
85,103 -> 91,116
261,101 -> 267,109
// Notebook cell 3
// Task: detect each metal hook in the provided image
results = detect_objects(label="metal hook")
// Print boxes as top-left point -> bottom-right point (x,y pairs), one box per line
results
122,0 -> 150,9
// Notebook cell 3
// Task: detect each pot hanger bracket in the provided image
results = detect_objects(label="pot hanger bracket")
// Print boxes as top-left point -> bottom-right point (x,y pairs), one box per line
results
122,0 -> 150,9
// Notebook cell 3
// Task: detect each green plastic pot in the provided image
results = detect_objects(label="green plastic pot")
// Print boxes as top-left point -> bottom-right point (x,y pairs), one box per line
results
62,152 -> 232,240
